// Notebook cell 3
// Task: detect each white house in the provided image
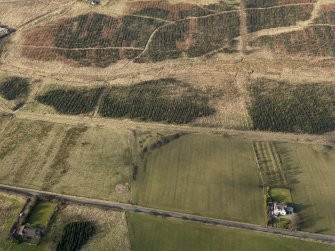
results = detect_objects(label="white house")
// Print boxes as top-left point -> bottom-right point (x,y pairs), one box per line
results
273,202 -> 287,216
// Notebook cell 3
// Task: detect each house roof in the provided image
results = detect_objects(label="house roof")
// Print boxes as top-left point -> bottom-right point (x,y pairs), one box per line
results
18,225 -> 41,238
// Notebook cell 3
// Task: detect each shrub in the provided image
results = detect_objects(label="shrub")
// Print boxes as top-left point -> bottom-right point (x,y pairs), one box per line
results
274,218 -> 290,229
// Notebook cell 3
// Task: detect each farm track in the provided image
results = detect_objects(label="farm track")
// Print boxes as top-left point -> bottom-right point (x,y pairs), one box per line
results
10,110 -> 329,145
0,183 -> 335,245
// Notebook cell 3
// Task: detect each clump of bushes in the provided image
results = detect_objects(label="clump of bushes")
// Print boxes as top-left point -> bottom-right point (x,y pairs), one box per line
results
36,87 -> 103,115
0,76 -> 29,100
56,221 -> 95,251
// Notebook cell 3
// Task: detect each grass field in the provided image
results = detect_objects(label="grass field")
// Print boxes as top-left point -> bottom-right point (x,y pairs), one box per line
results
132,134 -> 264,224
276,143 -> 335,235
0,118 -> 133,203
51,126 -> 133,202
27,202 -> 57,228
127,213 -> 335,251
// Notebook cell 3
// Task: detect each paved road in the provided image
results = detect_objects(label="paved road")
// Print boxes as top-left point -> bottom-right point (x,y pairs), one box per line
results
1,184 -> 335,245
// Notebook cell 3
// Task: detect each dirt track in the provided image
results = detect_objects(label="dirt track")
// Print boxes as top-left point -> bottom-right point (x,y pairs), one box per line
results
11,110 -> 330,145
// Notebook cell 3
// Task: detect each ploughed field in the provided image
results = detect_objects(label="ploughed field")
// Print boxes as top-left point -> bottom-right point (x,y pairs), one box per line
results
127,212 -> 335,251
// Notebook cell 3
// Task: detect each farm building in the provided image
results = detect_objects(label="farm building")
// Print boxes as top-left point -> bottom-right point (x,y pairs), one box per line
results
18,225 -> 42,239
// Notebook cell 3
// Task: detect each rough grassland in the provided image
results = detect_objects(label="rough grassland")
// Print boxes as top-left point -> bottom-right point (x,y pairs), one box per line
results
2,204 -> 131,251
132,134 -> 264,225
0,193 -> 46,251
277,143 -> 335,235
27,202 -> 57,228
127,213 -> 335,251
51,127 -> 133,202
0,118 -> 133,203
48,204 -> 130,251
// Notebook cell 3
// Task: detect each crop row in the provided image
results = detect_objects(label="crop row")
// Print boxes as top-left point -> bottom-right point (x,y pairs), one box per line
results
56,221 -> 95,251
248,79 -> 335,134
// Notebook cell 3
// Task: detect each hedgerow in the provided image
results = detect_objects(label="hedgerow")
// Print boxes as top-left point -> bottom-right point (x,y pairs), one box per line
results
0,76 -> 29,100
56,221 -> 95,251
36,87 -> 103,115
98,78 -> 215,123
248,79 -> 335,134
